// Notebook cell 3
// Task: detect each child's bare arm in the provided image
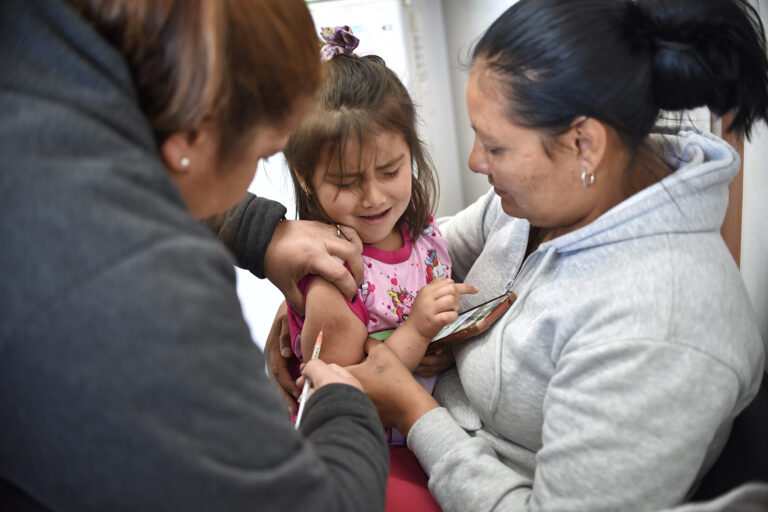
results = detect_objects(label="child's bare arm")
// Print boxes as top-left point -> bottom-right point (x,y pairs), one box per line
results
301,277 -> 369,367
384,278 -> 478,371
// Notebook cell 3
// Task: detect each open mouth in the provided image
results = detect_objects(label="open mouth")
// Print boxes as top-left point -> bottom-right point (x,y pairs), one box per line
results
360,208 -> 391,222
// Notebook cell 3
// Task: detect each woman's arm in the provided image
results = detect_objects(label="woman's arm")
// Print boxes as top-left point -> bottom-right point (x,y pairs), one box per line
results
347,338 -> 440,435
405,340 -> 746,512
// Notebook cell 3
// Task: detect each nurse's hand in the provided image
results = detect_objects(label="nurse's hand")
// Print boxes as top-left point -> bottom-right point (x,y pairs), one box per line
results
265,220 -> 362,314
348,338 -> 439,436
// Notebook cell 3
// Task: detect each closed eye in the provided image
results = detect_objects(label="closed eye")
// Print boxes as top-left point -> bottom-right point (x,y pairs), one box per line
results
381,167 -> 400,179
485,145 -> 505,156
325,172 -> 361,190
335,180 -> 358,190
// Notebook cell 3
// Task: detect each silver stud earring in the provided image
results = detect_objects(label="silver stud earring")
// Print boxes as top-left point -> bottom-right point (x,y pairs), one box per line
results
180,157 -> 190,168
581,167 -> 595,188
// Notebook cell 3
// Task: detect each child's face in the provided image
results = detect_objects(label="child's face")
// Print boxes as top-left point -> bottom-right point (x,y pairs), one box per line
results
312,130 -> 412,249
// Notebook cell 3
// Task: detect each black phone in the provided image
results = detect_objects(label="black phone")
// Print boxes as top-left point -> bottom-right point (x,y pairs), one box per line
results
427,291 -> 516,354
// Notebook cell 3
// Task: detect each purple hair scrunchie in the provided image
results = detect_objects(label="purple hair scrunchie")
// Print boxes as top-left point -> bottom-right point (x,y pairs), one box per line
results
320,25 -> 360,61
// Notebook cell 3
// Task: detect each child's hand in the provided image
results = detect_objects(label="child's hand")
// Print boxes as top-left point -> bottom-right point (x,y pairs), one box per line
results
405,278 -> 478,341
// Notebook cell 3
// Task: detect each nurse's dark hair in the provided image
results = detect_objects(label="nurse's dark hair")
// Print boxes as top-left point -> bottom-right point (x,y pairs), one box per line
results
472,0 -> 768,147
284,54 -> 437,238
69,0 -> 320,161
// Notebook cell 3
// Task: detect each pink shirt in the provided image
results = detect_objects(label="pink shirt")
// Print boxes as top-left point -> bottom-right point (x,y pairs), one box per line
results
286,217 -> 451,444
287,216 -> 451,361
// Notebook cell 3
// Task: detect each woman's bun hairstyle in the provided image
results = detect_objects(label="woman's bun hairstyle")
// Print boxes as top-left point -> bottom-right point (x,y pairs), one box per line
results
473,0 -> 768,145
628,0 -> 768,138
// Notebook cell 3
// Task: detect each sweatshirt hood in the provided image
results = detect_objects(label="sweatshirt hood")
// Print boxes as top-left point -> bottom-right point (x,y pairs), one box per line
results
0,0 -> 181,201
1,0 -> 197,335
543,130 -> 739,254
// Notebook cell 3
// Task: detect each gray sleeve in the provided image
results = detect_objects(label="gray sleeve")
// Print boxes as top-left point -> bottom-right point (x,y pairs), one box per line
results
438,189 -> 494,282
202,192 -> 287,278
408,408 -> 534,511
408,340 -> 743,512
299,384 -> 389,511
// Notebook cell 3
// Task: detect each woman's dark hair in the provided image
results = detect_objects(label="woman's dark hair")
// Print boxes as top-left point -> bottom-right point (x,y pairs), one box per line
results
472,0 -> 768,147
284,54 -> 438,238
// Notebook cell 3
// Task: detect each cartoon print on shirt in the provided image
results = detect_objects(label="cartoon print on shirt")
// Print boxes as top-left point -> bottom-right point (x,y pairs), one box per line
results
360,281 -> 375,303
387,288 -> 415,324
425,248 -> 449,283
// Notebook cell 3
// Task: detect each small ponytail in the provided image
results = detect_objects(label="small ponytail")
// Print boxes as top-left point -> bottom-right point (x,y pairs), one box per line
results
631,0 -> 768,139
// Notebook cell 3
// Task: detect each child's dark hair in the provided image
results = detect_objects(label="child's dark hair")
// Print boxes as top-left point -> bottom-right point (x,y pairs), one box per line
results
472,0 -> 768,150
284,54 -> 438,239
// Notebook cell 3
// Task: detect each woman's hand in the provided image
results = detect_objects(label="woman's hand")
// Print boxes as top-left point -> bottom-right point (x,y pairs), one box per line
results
264,301 -> 300,414
264,220 -> 363,314
347,338 -> 439,436
414,348 -> 455,377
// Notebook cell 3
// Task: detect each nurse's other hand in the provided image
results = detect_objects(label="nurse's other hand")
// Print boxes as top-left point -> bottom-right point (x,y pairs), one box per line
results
265,220 -> 363,314
264,302 -> 300,414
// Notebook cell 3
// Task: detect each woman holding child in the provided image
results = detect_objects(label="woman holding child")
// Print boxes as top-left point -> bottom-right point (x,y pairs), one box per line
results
268,0 -> 768,510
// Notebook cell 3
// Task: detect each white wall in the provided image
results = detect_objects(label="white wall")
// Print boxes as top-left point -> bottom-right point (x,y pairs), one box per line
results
441,0 -> 515,205
742,1 -> 768,356
404,0 -> 466,216
743,119 -> 768,357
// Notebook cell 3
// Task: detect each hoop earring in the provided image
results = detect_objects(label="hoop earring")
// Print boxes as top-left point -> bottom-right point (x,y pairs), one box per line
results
180,157 -> 190,168
581,167 -> 595,188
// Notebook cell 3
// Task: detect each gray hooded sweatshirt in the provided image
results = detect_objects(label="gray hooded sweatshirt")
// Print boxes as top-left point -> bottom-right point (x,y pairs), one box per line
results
409,131 -> 765,511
